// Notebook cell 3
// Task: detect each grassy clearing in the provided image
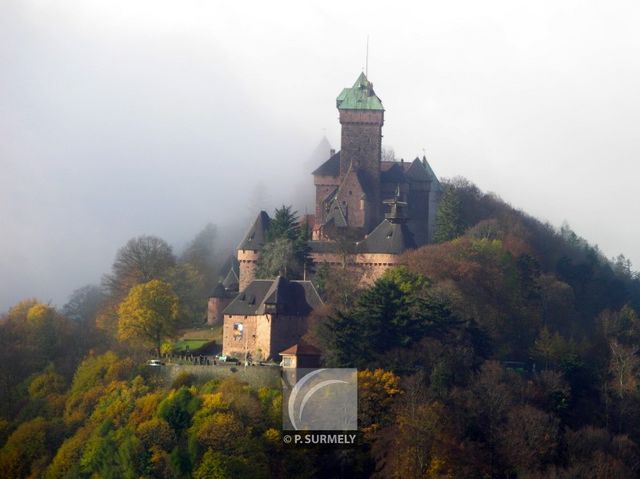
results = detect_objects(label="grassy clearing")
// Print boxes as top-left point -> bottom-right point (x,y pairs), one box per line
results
172,339 -> 211,353
180,324 -> 223,341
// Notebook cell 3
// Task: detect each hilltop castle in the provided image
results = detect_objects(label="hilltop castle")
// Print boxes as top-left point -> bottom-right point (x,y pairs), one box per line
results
212,73 -> 442,361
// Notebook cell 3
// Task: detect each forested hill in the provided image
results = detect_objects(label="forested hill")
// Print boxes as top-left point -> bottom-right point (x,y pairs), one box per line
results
2,177 -> 640,478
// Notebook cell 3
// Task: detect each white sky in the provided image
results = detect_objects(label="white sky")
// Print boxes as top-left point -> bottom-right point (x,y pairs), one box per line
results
2,0 -> 640,311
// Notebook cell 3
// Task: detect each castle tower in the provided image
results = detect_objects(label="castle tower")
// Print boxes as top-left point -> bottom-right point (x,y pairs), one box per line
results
337,72 -> 384,231
237,211 -> 270,291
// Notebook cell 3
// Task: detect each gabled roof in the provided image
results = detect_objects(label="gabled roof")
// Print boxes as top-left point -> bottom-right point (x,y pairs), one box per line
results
223,277 -> 323,316
357,219 -> 417,254
312,150 -> 340,177
336,73 -> 384,111
280,341 -> 322,356
325,199 -> 348,227
238,211 -> 271,251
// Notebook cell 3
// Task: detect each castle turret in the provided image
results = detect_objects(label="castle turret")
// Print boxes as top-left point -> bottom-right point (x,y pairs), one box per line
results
237,211 -> 270,291
207,282 -> 233,325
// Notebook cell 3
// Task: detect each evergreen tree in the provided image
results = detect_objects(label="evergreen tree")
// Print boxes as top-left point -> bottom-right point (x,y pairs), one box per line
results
434,185 -> 464,243
255,205 -> 309,279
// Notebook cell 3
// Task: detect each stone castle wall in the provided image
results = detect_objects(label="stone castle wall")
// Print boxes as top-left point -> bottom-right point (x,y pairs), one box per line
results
207,297 -> 233,325
222,313 -> 309,361
309,251 -> 403,285
237,249 -> 259,291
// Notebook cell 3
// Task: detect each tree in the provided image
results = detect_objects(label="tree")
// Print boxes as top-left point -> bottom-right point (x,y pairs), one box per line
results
181,223 -> 221,289
358,369 -> 401,439
498,405 -> 560,473
267,205 -> 299,242
63,285 -> 105,322
255,237 -> 297,278
319,274 -> 460,368
434,184 -> 464,243
608,340 -> 640,400
105,236 -> 176,298
117,280 -> 179,355
255,205 -> 309,279
166,263 -> 207,327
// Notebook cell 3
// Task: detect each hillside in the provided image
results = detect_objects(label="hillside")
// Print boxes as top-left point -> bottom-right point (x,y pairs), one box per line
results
1,177 -> 640,478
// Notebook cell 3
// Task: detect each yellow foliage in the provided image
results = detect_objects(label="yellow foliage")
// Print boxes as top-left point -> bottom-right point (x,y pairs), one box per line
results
358,369 -> 402,438
263,428 -> 280,444
117,279 -> 179,352
5,299 -> 39,322
201,392 -> 230,411
196,412 -> 246,450
136,418 -> 176,451
129,392 -> 163,426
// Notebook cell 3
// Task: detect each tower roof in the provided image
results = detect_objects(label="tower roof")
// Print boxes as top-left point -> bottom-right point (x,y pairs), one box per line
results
336,72 -> 384,111
357,219 -> 417,254
238,211 -> 271,251
210,282 -> 227,298
312,150 -> 340,177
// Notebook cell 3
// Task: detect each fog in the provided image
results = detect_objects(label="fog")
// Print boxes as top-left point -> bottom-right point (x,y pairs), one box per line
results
2,0 -> 640,312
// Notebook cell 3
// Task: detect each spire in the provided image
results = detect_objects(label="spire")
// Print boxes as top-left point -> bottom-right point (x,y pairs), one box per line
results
383,185 -> 408,223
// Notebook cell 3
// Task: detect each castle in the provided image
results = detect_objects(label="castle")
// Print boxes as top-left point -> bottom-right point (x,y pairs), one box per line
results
212,73 -> 442,361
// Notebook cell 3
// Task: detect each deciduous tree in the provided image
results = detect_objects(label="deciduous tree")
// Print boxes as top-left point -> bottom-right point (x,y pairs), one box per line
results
117,280 -> 179,355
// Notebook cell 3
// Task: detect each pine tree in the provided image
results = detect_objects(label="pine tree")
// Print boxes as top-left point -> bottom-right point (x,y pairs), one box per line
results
434,185 -> 464,243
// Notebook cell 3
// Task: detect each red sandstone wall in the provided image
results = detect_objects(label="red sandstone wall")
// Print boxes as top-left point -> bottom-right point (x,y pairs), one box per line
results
207,297 -> 232,326
237,249 -> 259,291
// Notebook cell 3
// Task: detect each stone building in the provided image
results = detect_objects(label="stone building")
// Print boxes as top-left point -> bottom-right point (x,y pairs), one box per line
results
312,72 -> 441,246
229,72 -> 441,289
280,341 -> 322,369
219,73 -> 441,360
221,276 -> 322,361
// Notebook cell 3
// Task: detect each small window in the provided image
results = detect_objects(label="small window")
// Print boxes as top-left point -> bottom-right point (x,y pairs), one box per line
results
233,322 -> 244,339
283,357 -> 292,367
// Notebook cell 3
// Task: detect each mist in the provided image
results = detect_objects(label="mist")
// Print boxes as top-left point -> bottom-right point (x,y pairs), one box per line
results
2,0 -> 640,312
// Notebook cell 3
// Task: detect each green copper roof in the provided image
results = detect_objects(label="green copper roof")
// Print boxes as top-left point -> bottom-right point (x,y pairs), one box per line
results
336,72 -> 384,111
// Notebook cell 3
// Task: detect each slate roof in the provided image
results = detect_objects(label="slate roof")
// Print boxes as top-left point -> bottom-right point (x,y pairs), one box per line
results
210,282 -> 227,298
406,157 -> 432,182
312,151 -> 340,177
223,277 -> 323,316
380,162 -> 407,184
238,211 -> 271,251
422,156 -> 442,192
222,268 -> 239,292
356,219 -> 417,254
336,73 -> 384,111
308,240 -> 341,254
356,170 -> 376,198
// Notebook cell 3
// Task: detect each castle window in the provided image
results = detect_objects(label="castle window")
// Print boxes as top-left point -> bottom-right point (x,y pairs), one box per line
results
233,322 -> 243,340
349,190 -> 352,195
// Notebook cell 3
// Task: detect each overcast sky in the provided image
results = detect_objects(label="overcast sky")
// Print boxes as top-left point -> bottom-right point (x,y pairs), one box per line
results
2,0 -> 640,312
